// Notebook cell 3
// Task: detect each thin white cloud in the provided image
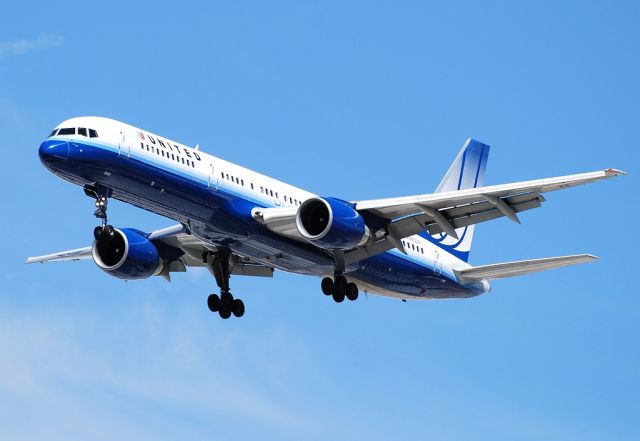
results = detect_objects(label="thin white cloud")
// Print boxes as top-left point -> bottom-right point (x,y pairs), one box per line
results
0,35 -> 63,60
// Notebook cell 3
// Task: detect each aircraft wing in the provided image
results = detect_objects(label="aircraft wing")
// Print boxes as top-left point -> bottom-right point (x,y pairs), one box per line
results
26,224 -> 274,278
25,246 -> 92,263
253,169 -> 624,263
343,168 -> 624,262
354,168 -> 625,219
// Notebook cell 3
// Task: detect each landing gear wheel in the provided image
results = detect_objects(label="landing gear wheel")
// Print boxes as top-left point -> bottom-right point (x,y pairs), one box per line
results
332,290 -> 345,303
220,292 -> 233,311
335,275 -> 347,295
205,250 -> 247,319
321,277 -> 334,295
346,283 -> 359,301
232,299 -> 245,317
207,294 -> 220,312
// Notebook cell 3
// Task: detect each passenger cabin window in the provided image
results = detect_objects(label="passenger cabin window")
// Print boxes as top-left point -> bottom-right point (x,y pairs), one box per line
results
58,127 -> 75,135
78,128 -> 87,137
89,129 -> 98,138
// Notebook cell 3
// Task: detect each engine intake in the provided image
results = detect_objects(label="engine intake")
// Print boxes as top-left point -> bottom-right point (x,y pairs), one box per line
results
296,197 -> 370,250
92,227 -> 163,280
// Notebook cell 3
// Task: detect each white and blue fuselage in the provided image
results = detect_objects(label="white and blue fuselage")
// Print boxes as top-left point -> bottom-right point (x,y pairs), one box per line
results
39,116 -> 488,299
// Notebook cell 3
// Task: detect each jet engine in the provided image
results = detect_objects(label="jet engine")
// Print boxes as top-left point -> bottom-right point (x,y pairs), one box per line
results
92,226 -> 163,280
296,197 -> 371,250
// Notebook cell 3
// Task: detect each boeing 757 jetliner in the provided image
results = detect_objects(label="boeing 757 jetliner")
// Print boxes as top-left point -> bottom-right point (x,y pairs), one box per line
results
28,117 -> 625,319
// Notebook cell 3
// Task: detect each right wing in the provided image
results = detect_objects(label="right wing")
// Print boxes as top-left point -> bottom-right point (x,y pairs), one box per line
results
26,224 -> 274,279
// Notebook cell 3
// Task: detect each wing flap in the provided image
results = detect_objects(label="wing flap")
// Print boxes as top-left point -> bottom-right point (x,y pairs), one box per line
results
344,195 -> 542,264
455,254 -> 598,281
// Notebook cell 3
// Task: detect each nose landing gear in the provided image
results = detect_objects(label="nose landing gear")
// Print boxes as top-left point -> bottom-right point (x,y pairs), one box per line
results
85,184 -> 112,228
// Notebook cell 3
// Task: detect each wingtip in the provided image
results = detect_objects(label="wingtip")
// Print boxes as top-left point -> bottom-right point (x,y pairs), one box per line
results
604,168 -> 627,176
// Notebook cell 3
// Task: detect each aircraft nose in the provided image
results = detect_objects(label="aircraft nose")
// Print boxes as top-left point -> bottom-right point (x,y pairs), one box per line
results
39,139 -> 69,162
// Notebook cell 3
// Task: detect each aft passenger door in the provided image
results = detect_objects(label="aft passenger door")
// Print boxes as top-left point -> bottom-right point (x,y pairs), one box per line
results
434,249 -> 443,275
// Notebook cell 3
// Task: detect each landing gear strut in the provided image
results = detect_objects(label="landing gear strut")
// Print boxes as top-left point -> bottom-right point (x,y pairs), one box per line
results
321,272 -> 359,303
205,249 -> 245,319
85,184 -> 111,223
85,184 -> 114,239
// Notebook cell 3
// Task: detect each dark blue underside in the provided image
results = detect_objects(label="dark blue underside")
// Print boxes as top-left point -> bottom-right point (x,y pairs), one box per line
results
41,139 -> 484,298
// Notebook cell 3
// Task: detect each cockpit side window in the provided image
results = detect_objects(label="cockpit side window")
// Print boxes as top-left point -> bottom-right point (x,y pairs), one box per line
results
48,129 -> 58,137
58,128 -> 76,135
89,129 -> 98,138
78,127 -> 87,137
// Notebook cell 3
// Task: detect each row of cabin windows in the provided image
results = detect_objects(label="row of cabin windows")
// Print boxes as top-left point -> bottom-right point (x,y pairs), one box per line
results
220,170 -> 302,206
141,142 -> 195,168
221,172 -> 244,187
49,127 -> 99,138
402,240 -> 425,255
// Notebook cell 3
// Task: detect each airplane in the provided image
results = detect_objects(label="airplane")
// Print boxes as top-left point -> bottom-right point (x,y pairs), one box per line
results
27,116 -> 625,319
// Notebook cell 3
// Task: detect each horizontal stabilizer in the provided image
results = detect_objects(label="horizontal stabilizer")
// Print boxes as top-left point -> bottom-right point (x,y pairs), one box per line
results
455,254 -> 598,281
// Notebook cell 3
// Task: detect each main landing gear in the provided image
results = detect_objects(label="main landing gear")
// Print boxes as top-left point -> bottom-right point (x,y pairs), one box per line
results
321,273 -> 359,303
205,250 -> 245,319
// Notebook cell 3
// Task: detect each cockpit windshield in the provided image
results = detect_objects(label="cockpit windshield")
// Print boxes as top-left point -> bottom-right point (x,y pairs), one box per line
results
48,127 -> 99,138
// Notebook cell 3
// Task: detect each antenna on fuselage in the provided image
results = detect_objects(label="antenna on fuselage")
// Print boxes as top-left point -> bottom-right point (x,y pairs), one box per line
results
195,144 -> 200,150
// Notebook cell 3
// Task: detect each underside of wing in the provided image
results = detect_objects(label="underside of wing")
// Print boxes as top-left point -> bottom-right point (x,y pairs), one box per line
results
25,246 -> 92,264
26,224 -> 274,279
344,169 -> 624,263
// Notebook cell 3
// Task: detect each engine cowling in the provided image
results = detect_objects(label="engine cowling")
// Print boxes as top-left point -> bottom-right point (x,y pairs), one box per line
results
92,227 -> 163,280
296,197 -> 371,250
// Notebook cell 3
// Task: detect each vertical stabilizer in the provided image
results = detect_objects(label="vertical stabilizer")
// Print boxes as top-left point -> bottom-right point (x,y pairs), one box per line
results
421,138 -> 490,262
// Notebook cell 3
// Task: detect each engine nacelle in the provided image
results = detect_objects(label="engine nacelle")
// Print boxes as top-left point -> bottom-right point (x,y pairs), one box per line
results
296,197 -> 371,250
92,227 -> 163,280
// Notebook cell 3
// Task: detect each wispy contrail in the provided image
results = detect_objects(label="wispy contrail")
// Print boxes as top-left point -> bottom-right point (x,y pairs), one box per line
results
0,35 -> 64,59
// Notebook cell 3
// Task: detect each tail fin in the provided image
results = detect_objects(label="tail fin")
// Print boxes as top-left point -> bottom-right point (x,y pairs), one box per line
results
421,138 -> 490,262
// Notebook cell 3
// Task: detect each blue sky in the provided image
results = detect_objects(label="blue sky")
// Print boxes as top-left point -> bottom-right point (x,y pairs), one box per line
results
0,1 -> 638,440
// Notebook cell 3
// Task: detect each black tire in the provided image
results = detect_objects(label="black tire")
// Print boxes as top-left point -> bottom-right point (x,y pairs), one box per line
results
93,226 -> 102,240
332,290 -> 345,303
219,308 -> 231,319
232,299 -> 245,317
207,294 -> 220,312
220,292 -> 233,310
335,276 -> 347,295
321,277 -> 334,295
346,283 -> 359,301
